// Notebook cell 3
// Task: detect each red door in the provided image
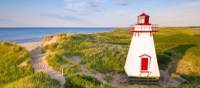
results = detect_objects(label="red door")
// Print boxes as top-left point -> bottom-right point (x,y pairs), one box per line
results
141,58 -> 148,70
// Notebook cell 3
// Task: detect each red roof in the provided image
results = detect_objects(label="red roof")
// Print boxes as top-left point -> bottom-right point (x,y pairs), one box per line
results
139,13 -> 149,17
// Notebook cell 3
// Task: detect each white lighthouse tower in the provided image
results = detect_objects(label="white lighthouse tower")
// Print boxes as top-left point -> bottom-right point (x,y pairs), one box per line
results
124,13 -> 160,81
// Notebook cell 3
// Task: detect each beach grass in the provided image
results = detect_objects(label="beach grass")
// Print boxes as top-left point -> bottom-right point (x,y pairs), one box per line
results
1,27 -> 200,87
43,27 -> 200,87
0,42 -> 33,86
3,72 -> 60,88
0,42 -> 61,88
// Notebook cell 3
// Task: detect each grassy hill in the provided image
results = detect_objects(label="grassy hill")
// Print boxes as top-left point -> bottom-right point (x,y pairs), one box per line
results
1,27 -> 200,88
0,42 -> 60,88
43,27 -> 200,88
0,42 -> 33,86
3,72 -> 60,88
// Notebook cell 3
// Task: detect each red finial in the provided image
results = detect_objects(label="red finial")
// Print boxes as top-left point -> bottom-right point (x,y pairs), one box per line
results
139,13 -> 149,17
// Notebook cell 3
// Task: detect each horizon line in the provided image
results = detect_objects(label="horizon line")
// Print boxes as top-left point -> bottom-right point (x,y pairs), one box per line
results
0,26 -> 200,28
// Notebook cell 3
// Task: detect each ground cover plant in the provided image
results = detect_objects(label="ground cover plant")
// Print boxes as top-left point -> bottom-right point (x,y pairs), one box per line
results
0,42 -> 61,88
43,27 -> 200,87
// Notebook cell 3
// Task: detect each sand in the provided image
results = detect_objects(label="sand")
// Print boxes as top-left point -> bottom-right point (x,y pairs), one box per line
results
18,41 -> 65,88
19,41 -> 42,51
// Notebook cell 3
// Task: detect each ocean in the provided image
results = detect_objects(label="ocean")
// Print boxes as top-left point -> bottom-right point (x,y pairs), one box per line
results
0,28 -> 114,43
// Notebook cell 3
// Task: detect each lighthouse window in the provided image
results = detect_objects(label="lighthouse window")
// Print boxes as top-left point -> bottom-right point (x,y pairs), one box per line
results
138,16 -> 145,24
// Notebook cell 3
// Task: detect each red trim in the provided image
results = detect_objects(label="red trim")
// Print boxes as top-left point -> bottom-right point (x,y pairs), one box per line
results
139,54 -> 152,58
136,23 -> 151,25
139,54 -> 152,69
129,30 -> 158,32
128,24 -> 159,33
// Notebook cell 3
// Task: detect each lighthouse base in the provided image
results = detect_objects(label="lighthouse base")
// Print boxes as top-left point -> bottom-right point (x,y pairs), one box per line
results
128,77 -> 159,85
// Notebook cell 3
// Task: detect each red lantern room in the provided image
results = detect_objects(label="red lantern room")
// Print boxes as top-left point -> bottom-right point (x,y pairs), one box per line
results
137,13 -> 150,25
129,13 -> 158,34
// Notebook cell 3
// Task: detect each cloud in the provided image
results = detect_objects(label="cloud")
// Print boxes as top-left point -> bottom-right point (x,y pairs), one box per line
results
64,0 -> 102,14
44,13 -> 81,21
1,0 -> 200,27
60,0 -> 134,26
63,0 -> 132,15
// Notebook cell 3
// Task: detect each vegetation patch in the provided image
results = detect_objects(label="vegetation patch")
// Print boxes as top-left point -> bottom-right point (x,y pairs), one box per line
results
43,27 -> 200,87
0,42 -> 33,86
3,72 -> 60,88
0,42 -> 61,88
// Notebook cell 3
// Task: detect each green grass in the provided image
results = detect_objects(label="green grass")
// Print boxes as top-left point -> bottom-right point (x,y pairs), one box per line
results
0,42 -> 33,86
64,75 -> 108,88
155,27 -> 200,87
44,28 -> 131,73
3,72 -> 60,88
43,27 -> 200,87
0,42 -> 61,88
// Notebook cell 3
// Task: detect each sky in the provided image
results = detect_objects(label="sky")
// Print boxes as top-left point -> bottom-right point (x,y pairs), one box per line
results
0,0 -> 200,27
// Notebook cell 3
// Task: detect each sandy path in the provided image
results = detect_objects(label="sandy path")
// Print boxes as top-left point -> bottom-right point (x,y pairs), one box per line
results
70,56 -> 127,87
159,59 -> 182,87
19,42 -> 42,51
20,42 -> 65,88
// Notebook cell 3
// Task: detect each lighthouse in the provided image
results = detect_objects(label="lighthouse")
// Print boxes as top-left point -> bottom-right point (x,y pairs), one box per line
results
124,13 -> 160,82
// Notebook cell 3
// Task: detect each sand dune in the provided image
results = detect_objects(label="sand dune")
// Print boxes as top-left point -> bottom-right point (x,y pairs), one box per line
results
19,42 -> 42,51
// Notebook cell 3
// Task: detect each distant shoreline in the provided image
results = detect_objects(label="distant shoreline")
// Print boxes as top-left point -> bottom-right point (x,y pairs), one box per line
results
0,28 -> 114,43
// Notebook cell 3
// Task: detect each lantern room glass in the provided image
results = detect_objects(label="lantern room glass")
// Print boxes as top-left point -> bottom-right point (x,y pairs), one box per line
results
138,16 -> 145,24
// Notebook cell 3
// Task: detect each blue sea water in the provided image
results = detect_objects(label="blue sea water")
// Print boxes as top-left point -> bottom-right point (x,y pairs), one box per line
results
0,28 -> 114,43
